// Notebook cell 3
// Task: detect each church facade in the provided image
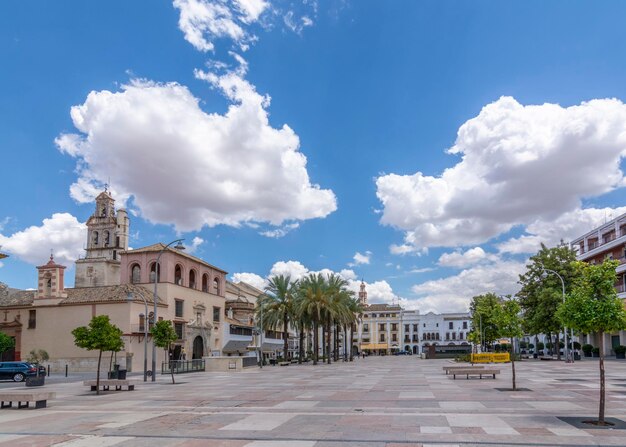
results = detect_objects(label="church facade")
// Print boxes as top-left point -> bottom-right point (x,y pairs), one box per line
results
0,190 -> 231,372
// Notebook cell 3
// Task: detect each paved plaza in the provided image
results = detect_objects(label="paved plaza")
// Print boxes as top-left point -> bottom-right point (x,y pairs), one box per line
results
1,356 -> 626,446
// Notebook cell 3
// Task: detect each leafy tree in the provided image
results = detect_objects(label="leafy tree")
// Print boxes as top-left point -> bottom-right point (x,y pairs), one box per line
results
72,315 -> 124,394
0,332 -> 15,358
517,243 -> 578,358
493,299 -> 524,390
27,349 -> 49,376
151,320 -> 179,384
469,293 -> 501,349
557,260 -> 626,425
297,273 -> 329,365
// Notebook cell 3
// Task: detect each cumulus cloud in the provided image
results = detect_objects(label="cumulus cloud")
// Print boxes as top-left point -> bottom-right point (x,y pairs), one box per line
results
0,213 -> 86,267
259,222 -> 299,238
377,96 -> 626,253
411,260 -> 526,313
186,236 -> 205,254
438,247 -> 497,268
173,0 -> 269,52
231,271 -> 267,290
498,206 -> 626,254
57,76 -> 336,233
349,250 -> 371,266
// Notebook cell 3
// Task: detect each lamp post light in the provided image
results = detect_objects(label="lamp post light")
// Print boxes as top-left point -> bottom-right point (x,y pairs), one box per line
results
152,239 -> 185,382
127,292 -> 148,382
541,267 -> 572,363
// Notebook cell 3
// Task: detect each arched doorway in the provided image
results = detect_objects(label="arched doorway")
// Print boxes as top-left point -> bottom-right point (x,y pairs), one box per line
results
192,335 -> 204,359
412,345 -> 418,354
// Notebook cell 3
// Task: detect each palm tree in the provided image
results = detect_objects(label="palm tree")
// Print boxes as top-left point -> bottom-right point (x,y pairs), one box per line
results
347,297 -> 364,361
325,274 -> 354,364
297,273 -> 328,365
258,275 -> 297,360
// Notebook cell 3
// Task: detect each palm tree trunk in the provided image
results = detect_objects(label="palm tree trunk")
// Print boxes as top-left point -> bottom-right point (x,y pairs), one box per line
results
599,331 -> 605,424
313,320 -> 319,365
344,325 -> 348,361
326,318 -> 332,364
298,322 -> 304,364
349,324 -> 354,361
283,312 -> 289,360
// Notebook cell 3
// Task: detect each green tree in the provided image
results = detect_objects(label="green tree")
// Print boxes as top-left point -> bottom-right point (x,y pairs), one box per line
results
347,297 -> 365,361
0,332 -> 15,358
557,260 -> 626,425
260,275 -> 298,360
517,243 -> 578,359
493,299 -> 524,391
469,293 -> 501,349
297,273 -> 329,365
150,320 -> 179,384
72,315 -> 124,394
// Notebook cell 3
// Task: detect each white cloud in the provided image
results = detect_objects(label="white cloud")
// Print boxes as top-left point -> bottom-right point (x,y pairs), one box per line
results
0,217 -> 11,232
377,97 -> 626,253
349,250 -> 371,266
232,271 -> 267,290
408,267 -> 435,274
283,10 -> 314,34
187,236 -> 205,254
173,0 -> 268,52
57,77 -> 336,233
498,206 -> 626,254
0,213 -> 86,267
438,247 -> 497,268
259,222 -> 299,238
268,260 -> 310,280
411,260 -> 525,313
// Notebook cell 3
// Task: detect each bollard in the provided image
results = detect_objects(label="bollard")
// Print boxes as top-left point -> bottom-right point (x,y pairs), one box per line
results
47,365 -> 50,377
65,364 -> 68,377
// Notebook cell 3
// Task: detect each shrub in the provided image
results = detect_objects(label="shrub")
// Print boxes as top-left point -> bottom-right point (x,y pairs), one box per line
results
573,341 -> 581,350
537,342 -> 545,350
614,345 -> 626,354
582,344 -> 593,353
592,347 -> 600,354
528,343 -> 535,349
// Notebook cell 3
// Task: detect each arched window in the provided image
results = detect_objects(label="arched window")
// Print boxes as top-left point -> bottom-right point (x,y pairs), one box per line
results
175,264 -> 183,286
44,273 -> 52,297
93,231 -> 99,246
202,274 -> 209,293
213,277 -> 220,295
131,264 -> 141,284
189,269 -> 196,289
149,262 -> 160,283
103,230 -> 110,247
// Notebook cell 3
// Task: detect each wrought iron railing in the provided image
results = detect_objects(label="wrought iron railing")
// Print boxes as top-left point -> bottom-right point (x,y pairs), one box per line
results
161,359 -> 205,374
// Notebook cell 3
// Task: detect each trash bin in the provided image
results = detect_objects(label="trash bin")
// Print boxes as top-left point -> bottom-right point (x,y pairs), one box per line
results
117,369 -> 127,380
108,370 -> 118,379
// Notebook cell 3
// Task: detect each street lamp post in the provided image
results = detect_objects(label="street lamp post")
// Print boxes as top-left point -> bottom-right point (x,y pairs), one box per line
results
541,268 -> 572,363
152,239 -> 185,382
127,292 -> 148,382
257,303 -> 264,368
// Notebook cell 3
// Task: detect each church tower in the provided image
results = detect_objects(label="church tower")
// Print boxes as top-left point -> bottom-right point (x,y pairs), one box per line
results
358,280 -> 368,306
75,189 -> 130,287
35,254 -> 67,305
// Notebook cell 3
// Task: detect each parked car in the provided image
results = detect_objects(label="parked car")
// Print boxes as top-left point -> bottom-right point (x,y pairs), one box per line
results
0,361 -> 46,382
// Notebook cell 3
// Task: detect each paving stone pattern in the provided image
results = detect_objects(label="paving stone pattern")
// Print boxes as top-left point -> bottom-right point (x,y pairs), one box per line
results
0,357 -> 626,446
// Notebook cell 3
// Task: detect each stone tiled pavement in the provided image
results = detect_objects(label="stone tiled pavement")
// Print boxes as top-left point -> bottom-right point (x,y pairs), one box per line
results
1,357 -> 626,446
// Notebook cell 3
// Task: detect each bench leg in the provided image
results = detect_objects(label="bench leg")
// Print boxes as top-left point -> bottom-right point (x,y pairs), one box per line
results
116,386 -> 121,391
128,385 -> 134,391
104,386 -> 109,391
1,401 -> 12,408
453,374 -> 456,379
466,374 -> 469,379
18,401 -> 28,409
91,386 -> 96,391
35,400 -> 46,409
493,374 -> 496,379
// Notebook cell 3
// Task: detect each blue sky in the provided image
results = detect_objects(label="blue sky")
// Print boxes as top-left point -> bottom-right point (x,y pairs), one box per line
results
2,1 -> 626,312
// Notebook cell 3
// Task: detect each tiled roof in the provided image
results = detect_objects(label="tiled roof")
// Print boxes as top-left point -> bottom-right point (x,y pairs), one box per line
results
125,243 -> 227,274
0,282 -> 164,307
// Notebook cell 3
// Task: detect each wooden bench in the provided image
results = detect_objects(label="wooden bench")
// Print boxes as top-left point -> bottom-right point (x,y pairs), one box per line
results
0,391 -> 55,409
83,379 -> 135,391
279,361 -> 290,366
451,368 -> 500,380
442,365 -> 485,375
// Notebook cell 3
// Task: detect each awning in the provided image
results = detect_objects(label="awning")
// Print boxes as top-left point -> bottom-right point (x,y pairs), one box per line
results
262,341 -> 283,352
222,340 -> 253,353
360,343 -> 388,350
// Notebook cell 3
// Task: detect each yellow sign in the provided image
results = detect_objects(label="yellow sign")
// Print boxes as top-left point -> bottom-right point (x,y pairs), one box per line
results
471,353 -> 510,363
360,343 -> 389,350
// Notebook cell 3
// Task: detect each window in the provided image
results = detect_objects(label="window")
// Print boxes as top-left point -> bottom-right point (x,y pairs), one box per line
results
103,230 -> 110,247
405,324 -> 410,332
379,333 -> 385,342
213,306 -> 221,322
446,332 -> 450,340
371,313 -> 376,318
392,334 -> 397,342
448,322 -> 453,329
149,262 -> 160,282
413,324 -> 418,332
139,314 -> 146,332
131,264 -> 141,284
174,265 -> 183,286
175,299 -> 184,318
230,326 -> 253,336
391,323 -> 397,331
463,321 -> 468,329
93,231 -> 99,246
379,323 -> 386,331
423,323 -> 426,328
202,274 -> 209,292
214,277 -> 221,295
189,270 -> 196,289
459,332 -> 463,339
363,324 -> 369,332
28,310 -> 36,329
436,323 -> 439,328
174,322 -> 184,340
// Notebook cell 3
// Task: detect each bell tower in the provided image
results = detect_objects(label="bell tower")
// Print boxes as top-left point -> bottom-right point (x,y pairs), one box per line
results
358,280 -> 368,306
35,254 -> 67,304
75,188 -> 130,287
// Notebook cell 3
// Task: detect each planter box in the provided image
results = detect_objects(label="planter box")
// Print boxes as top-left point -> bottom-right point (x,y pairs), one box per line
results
583,352 -> 592,357
592,352 -> 599,358
616,352 -> 625,359
25,376 -> 45,387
